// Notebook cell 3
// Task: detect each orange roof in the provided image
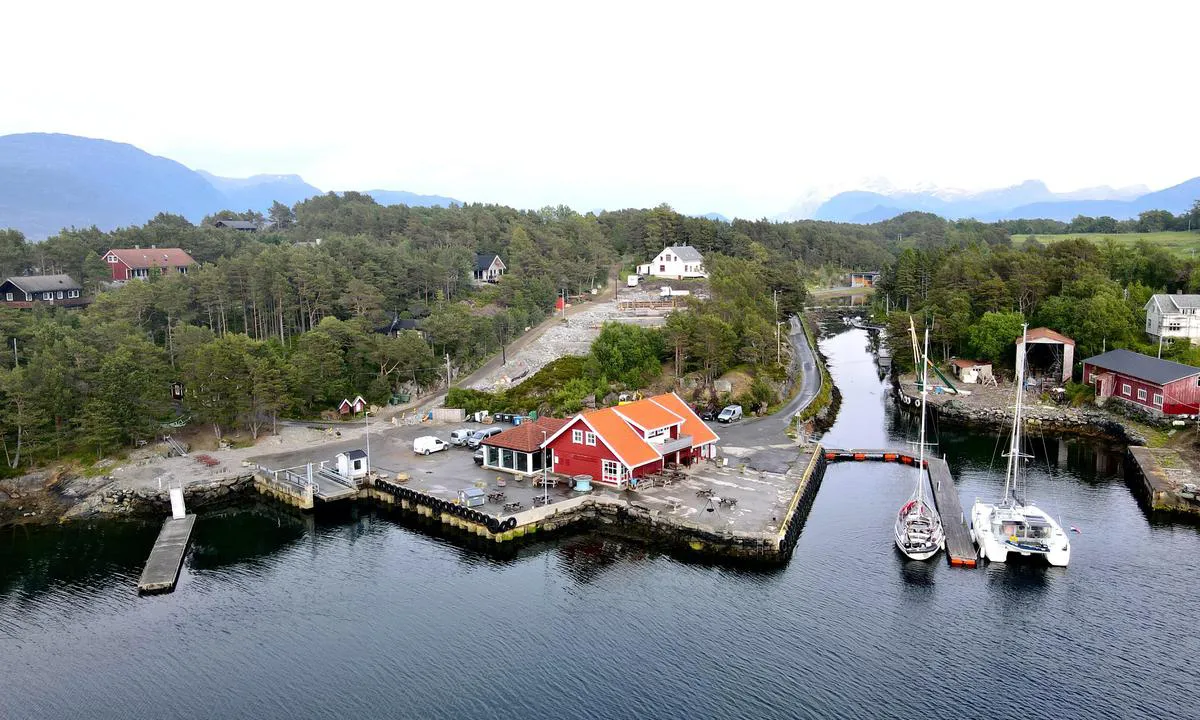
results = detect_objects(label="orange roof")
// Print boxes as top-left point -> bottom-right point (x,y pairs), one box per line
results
1018,327 -> 1074,346
483,417 -> 569,453
612,397 -> 683,431
649,392 -> 719,446
583,408 -> 661,467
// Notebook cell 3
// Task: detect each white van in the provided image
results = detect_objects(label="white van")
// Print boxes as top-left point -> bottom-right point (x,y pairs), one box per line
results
717,405 -> 743,423
413,436 -> 449,455
467,427 -> 503,449
626,274 -> 640,287
449,428 -> 474,446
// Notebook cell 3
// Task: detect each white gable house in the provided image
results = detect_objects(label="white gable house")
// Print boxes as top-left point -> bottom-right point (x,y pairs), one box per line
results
1146,294 -> 1200,344
636,246 -> 707,279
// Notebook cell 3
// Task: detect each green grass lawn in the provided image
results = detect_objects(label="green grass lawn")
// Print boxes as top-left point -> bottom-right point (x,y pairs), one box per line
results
1015,231 -> 1200,256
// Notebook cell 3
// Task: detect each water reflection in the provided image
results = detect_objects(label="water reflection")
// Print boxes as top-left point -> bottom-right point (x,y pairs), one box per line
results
897,558 -> 936,592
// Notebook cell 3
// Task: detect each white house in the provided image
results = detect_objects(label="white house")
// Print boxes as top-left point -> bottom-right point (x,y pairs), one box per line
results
949,359 -> 993,384
1146,294 -> 1200,344
636,246 -> 707,279
474,254 -> 506,283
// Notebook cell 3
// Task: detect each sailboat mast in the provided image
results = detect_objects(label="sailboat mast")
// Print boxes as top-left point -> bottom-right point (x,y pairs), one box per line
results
917,327 -> 930,503
1003,324 -> 1029,505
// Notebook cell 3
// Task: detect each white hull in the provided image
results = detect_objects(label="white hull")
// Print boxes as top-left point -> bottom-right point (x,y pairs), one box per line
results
971,500 -> 1070,567
894,499 -> 945,561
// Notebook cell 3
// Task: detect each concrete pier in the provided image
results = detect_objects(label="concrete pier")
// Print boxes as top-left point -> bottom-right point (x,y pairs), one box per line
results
137,514 -> 197,594
367,447 -> 827,560
1127,446 -> 1200,515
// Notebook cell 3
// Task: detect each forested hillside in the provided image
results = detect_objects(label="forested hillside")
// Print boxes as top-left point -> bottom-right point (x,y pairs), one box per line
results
875,231 -> 1200,373
0,194 -> 897,468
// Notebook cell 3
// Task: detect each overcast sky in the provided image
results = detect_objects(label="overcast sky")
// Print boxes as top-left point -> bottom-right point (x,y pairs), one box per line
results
4,1 -> 1198,218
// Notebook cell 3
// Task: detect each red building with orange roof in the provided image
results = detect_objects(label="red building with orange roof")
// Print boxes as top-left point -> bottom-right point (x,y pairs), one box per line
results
539,393 -> 719,488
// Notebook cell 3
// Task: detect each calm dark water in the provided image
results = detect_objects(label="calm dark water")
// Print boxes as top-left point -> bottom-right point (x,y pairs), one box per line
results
3,329 -> 1199,720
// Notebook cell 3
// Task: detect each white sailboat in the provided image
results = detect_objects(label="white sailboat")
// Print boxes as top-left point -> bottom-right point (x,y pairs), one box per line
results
970,324 -> 1071,567
894,325 -> 945,561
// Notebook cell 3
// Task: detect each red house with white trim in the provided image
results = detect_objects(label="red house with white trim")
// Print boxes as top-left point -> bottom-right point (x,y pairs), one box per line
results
101,247 -> 197,282
1083,348 -> 1200,416
541,393 -> 719,488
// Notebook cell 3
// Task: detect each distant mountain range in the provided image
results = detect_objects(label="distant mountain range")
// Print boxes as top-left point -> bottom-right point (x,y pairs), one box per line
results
0,133 -> 461,239
807,178 -> 1200,223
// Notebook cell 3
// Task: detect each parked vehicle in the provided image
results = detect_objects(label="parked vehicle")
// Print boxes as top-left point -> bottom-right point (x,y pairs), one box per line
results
473,448 -> 485,466
413,436 -> 449,455
449,428 -> 474,446
699,407 -> 716,421
467,426 -> 503,449
626,274 -> 640,287
716,405 -> 743,423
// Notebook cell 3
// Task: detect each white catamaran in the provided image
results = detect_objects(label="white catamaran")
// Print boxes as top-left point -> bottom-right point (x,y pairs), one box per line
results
894,325 -> 945,561
970,324 -> 1071,567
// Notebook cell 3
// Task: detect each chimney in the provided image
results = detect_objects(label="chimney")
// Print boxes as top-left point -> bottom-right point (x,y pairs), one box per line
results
1178,289 -> 1183,295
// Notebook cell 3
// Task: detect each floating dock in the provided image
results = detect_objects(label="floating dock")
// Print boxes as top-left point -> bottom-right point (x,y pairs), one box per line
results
137,514 -> 197,594
824,448 -> 977,567
926,457 -> 976,567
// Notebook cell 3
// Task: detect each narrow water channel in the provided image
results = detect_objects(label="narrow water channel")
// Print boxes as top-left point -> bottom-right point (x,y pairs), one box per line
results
1,328 -> 1197,719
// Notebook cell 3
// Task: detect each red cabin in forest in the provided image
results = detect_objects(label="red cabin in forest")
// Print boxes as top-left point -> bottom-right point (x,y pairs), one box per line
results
1083,349 -> 1200,416
540,393 -> 718,488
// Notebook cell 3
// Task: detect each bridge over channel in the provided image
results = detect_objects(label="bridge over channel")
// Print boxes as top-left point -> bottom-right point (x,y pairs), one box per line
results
823,448 -> 977,568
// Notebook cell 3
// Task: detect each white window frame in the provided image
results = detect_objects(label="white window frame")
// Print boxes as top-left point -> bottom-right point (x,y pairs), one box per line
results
1137,389 -> 1147,401
584,432 -> 596,446
56,291 -> 63,299
3,293 -> 10,302
23,292 -> 31,301
1122,383 -> 1131,396
1153,393 -> 1163,407
572,429 -> 583,444
106,255 -> 118,263
601,459 -> 621,484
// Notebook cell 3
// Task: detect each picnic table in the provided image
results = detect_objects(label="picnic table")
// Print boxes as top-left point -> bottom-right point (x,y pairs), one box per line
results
531,496 -> 551,507
503,501 -> 522,512
696,488 -> 714,498
718,496 -> 738,508
487,491 -> 506,503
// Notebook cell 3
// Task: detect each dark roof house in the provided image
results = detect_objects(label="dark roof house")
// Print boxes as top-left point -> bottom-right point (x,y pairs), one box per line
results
1083,348 -> 1200,415
1084,349 -> 1200,386
0,274 -> 89,308
473,254 -> 506,282
213,220 -> 259,231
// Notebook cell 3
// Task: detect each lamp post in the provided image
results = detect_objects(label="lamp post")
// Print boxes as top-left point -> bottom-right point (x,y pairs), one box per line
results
776,320 -> 789,365
364,408 -> 372,480
541,429 -> 550,506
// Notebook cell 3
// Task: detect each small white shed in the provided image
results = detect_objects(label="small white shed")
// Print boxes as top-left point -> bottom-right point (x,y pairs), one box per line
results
949,359 -> 994,384
336,449 -> 369,479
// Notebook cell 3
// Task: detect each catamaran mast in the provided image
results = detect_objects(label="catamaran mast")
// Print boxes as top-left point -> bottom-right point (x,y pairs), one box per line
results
1003,324 -> 1030,505
917,327 -> 930,504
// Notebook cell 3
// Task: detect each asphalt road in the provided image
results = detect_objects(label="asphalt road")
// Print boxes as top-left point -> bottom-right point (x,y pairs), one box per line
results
703,315 -> 822,474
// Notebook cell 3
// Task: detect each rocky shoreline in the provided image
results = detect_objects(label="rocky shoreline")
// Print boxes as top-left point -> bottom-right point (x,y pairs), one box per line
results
1,473 -> 258,529
892,378 -> 1148,445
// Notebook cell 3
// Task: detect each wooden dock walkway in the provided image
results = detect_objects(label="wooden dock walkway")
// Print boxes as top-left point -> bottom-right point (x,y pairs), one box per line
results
824,448 -> 977,567
926,457 -> 977,567
312,469 -> 358,502
137,514 -> 197,594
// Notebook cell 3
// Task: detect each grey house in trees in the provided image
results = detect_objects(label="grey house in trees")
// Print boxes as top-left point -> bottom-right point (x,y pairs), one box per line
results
0,274 -> 89,308
213,219 -> 259,232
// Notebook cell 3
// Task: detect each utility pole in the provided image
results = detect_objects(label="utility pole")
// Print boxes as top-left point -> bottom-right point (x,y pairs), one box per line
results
774,289 -> 781,365
364,409 -> 371,480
